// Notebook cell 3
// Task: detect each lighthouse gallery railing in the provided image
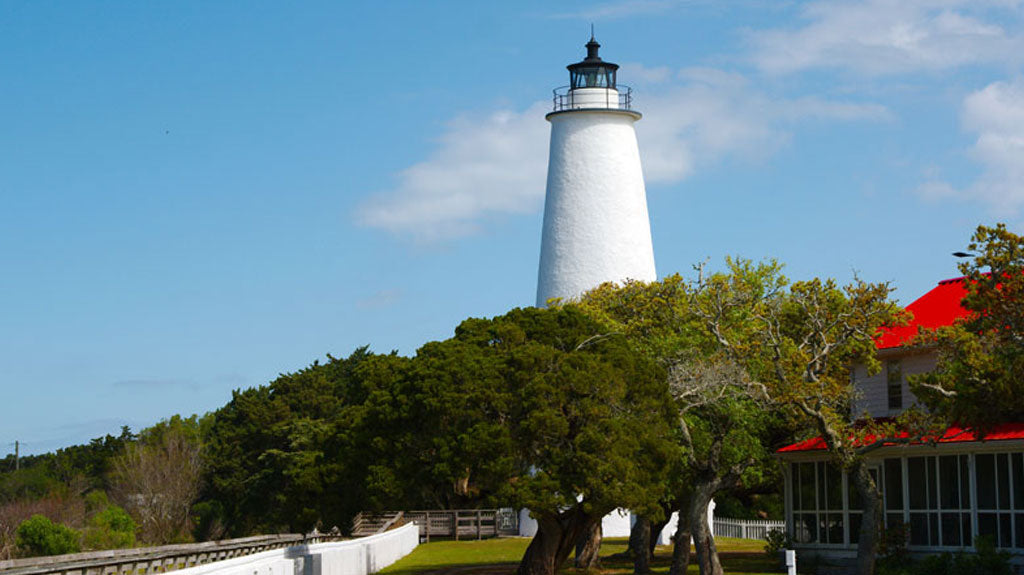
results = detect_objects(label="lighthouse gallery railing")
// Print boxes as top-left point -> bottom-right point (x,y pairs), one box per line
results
552,85 -> 634,112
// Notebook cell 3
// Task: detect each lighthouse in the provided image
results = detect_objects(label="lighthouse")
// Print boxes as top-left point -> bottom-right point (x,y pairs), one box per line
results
536,35 -> 657,307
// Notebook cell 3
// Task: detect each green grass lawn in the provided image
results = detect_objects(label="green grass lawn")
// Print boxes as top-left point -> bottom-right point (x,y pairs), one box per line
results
381,536 -> 777,575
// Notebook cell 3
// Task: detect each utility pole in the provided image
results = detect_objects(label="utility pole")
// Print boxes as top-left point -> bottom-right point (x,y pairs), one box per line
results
14,440 -> 18,471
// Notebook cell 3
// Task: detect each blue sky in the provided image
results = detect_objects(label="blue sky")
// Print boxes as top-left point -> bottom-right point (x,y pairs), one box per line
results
3,1 -> 1023,454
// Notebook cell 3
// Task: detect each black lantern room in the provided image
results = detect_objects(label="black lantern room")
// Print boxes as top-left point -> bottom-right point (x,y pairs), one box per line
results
567,35 -> 618,90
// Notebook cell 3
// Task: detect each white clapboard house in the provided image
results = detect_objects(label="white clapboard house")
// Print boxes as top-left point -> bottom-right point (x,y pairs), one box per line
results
777,277 -> 1024,560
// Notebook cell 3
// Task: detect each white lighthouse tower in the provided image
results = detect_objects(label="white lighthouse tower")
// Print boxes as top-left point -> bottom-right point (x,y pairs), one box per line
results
536,35 -> 657,307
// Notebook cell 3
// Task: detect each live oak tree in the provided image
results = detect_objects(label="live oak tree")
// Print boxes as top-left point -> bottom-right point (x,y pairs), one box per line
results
760,277 -> 912,575
580,260 -> 790,575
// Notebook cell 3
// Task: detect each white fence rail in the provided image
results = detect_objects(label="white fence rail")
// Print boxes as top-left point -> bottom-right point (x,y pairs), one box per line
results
2,524 -> 419,575
712,517 -> 784,541
175,523 -> 419,575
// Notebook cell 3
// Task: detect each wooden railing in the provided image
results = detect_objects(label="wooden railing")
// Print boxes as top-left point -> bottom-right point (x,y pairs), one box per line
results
0,532 -> 345,575
352,509 -> 518,542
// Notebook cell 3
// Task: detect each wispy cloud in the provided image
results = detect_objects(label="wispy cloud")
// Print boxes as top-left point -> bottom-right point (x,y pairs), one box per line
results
637,67 -> 890,183
358,68 -> 889,241
111,378 -> 199,391
547,0 -> 687,21
356,103 -> 550,242
748,0 -> 1024,75
916,79 -> 1024,213
356,289 -> 403,310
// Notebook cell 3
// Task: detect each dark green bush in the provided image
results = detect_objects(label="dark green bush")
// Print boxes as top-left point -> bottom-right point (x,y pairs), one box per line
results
15,515 -> 81,556
763,527 -> 791,555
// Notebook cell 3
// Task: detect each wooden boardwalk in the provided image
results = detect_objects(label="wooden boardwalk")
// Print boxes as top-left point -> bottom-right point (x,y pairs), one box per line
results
352,509 -> 519,541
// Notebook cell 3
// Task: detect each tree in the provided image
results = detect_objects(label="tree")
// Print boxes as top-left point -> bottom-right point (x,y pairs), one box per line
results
361,307 -> 675,575
579,260 -> 791,575
201,347 -> 376,536
15,514 -> 80,556
111,416 -> 202,544
913,223 -> 1024,429
760,277 -> 914,575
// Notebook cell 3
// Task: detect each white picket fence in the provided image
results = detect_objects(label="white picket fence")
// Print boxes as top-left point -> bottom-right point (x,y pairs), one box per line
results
712,517 -> 784,541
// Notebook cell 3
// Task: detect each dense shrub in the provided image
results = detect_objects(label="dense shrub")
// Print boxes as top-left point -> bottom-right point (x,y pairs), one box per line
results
83,505 -> 135,550
15,515 -> 80,556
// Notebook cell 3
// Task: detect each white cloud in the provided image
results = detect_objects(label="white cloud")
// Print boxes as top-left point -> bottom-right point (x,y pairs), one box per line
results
914,79 -> 1024,213
359,70 -> 889,240
357,103 -> 550,241
749,0 -> 1024,75
964,80 -> 1024,211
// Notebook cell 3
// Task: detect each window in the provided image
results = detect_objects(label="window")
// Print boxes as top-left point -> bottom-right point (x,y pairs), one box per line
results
887,361 -> 903,411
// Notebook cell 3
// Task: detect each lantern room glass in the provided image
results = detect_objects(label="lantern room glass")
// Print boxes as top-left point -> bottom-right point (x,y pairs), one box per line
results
571,66 -> 616,89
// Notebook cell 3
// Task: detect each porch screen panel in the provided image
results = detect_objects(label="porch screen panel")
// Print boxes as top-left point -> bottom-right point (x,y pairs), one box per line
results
907,455 -> 970,548
884,458 -> 903,530
974,452 -> 1015,544
790,462 -> 846,545
975,452 -> 1022,549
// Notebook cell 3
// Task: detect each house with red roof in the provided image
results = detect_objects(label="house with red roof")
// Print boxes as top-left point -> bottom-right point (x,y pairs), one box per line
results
777,278 -> 1024,559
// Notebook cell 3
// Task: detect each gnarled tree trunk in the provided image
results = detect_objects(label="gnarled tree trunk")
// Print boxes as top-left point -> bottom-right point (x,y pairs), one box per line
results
689,484 -> 723,575
650,513 -> 671,557
516,508 -> 596,575
575,520 -> 602,569
852,460 -> 882,575
667,508 -> 691,575
629,516 -> 651,573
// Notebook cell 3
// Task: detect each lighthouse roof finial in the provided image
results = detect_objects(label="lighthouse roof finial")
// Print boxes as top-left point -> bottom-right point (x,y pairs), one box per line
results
585,27 -> 601,62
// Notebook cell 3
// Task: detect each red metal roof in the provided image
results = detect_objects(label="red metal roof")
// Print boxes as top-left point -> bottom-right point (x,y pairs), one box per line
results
875,277 -> 972,349
777,422 -> 1024,453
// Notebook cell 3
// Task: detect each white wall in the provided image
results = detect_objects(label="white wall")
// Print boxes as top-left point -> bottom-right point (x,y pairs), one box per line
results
173,523 -> 419,575
517,501 -> 715,545
650,499 -> 715,546
536,109 -> 656,306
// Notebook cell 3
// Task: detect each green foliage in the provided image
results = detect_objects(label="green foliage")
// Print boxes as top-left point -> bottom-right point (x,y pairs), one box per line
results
202,347 -> 379,535
82,505 -> 135,550
913,223 -> 1024,431
367,306 -> 677,519
190,500 -> 226,542
762,527 -> 790,556
83,490 -> 109,514
15,514 -> 80,556
578,260 -> 798,517
715,492 -> 783,520
0,428 -> 135,506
